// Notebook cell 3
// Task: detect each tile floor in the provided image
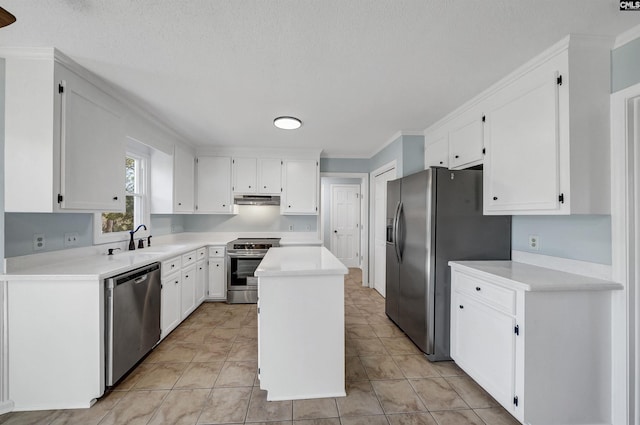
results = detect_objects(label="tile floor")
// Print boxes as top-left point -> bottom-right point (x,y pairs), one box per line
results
0,268 -> 519,425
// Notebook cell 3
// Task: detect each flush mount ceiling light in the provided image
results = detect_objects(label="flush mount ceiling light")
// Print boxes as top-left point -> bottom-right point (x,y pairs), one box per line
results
274,116 -> 302,130
0,7 -> 16,28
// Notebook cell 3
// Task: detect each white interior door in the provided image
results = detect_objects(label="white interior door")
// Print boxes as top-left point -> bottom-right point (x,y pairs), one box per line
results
330,184 -> 360,267
373,167 -> 396,297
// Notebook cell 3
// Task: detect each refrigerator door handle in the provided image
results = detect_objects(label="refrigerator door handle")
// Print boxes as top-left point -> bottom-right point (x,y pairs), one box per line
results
395,201 -> 404,262
392,201 -> 401,261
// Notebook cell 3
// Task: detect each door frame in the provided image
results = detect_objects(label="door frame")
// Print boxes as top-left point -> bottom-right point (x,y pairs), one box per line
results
329,183 -> 361,267
319,172 -> 369,286
611,81 -> 640,425
369,160 -> 397,289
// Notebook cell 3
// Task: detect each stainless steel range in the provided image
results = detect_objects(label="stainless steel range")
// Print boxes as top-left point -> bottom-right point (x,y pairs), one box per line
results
226,238 -> 280,303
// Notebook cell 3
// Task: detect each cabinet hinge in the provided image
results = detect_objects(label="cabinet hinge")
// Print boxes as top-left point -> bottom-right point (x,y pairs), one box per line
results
559,193 -> 565,204
258,367 -> 261,374
514,324 -> 520,336
482,115 -> 486,122
195,205 -> 199,210
196,158 -> 199,164
58,84 -> 64,94
557,75 -> 563,86
232,159 -> 235,164
513,396 -> 519,407
316,161 -> 318,166
315,206 -> 318,211
57,194 -> 63,203
257,307 -> 260,314
281,160 -> 283,165
232,186 -> 235,191
482,148 -> 486,155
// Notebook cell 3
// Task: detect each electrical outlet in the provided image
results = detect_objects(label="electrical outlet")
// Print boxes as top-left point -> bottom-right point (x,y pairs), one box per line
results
289,225 -> 294,231
306,225 -> 311,231
64,232 -> 79,248
33,234 -> 45,251
528,235 -> 540,250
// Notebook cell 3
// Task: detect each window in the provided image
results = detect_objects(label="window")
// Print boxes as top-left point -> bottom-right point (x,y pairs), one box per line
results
94,151 -> 150,244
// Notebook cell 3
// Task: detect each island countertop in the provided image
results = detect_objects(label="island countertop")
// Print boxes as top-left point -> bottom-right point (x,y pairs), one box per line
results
255,246 -> 348,277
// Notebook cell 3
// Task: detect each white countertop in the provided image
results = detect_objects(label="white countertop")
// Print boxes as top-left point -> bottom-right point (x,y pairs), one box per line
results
255,247 -> 348,277
449,260 -> 623,292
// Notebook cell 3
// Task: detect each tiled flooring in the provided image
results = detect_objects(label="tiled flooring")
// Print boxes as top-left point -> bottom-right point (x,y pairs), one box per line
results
0,268 -> 518,425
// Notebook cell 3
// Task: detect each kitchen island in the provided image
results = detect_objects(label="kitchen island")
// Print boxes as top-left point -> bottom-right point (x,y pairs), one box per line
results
255,246 -> 348,401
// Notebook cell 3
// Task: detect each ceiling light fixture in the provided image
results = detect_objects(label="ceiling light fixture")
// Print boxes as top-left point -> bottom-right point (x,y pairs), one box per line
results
0,7 -> 16,28
274,116 -> 302,130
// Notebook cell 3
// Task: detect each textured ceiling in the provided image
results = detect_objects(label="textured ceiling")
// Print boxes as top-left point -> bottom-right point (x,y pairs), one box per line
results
0,1 -> 638,157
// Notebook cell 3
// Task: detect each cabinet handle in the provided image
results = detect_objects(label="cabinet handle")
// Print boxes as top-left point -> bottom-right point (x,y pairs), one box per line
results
455,155 -> 459,159
475,286 -> 481,291
459,305 -> 464,309
113,196 -> 118,200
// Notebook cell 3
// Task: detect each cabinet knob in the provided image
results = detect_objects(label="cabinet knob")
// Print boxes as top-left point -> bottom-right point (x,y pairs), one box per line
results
175,280 -> 179,284
288,205 -> 292,208
264,185 -> 267,189
439,161 -> 443,165
178,202 -> 182,205
455,155 -> 459,159
222,204 -> 226,207
334,230 -> 338,233
216,264 -> 219,267
113,196 -> 118,200
185,275 -> 189,278
459,305 -> 464,309
493,196 -> 498,201
475,286 -> 481,291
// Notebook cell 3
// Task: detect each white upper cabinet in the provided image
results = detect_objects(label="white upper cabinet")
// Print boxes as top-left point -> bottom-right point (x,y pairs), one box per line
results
196,156 -> 233,213
232,157 -> 282,195
232,157 -> 257,193
151,144 -> 195,214
483,35 -> 612,215
424,134 -> 449,168
448,110 -> 484,170
258,158 -> 282,195
3,53 -> 126,212
173,145 -> 195,212
281,159 -> 318,215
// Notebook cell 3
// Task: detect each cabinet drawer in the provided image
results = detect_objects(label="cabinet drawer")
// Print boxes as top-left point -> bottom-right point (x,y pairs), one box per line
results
209,246 -> 225,258
182,251 -> 197,268
196,247 -> 207,262
454,273 -> 516,315
162,256 -> 182,278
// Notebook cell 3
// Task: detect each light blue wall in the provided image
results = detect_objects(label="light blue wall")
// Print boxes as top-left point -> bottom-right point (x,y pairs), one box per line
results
151,214 -> 185,236
370,136 -> 403,174
612,37 -> 640,93
512,215 -> 611,264
402,135 -> 425,176
320,158 -> 369,173
184,206 -> 317,233
0,59 -> 4,269
5,213 -> 94,257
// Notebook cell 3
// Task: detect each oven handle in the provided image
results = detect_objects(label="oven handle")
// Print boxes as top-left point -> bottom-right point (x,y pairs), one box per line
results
227,253 -> 267,259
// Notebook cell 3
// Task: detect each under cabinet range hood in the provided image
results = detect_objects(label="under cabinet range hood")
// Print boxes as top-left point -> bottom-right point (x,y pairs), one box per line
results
233,195 -> 280,206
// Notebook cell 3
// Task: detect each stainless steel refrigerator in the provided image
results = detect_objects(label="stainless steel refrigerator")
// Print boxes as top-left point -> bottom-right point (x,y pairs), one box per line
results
385,167 -> 511,361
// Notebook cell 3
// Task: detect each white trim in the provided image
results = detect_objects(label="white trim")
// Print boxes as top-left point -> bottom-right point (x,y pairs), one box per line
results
511,250 -> 612,281
0,400 -> 14,415
610,81 -> 640,425
368,130 -> 424,159
614,23 -> 640,49
319,172 -> 369,286
369,160 -> 398,290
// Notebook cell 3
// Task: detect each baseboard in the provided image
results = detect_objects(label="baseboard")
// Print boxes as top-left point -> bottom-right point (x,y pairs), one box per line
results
0,400 -> 14,415
512,250 -> 612,281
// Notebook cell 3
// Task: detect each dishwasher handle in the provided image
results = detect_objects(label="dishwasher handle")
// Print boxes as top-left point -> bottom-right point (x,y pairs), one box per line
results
133,275 -> 148,284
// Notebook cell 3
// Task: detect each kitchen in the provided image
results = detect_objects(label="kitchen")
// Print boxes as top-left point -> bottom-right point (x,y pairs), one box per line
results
0,2 -> 639,425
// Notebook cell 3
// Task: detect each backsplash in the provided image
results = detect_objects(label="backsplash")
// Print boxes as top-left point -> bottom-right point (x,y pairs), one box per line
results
184,206 -> 317,233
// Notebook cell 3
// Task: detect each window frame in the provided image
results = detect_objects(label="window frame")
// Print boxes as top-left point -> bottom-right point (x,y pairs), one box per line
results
94,149 -> 150,245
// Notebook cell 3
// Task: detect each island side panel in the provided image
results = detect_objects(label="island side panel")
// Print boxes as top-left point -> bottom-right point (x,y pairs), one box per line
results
258,274 -> 345,401
8,278 -> 104,410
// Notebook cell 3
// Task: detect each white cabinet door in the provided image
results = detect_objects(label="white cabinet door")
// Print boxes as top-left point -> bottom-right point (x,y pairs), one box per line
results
282,159 -> 318,215
425,136 -> 449,168
448,113 -> 484,170
451,291 -> 515,411
59,72 -> 125,211
233,157 -> 257,193
161,273 -> 182,339
196,260 -> 208,305
196,156 -> 233,213
181,265 -> 196,319
174,145 -> 195,213
484,69 -> 561,213
208,258 -> 226,300
258,158 -> 282,194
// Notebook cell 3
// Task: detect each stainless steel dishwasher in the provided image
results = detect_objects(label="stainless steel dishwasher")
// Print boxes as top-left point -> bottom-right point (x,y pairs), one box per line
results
105,262 -> 161,386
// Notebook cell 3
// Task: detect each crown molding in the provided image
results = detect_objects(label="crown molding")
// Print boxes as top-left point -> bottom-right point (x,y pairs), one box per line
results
614,23 -> 640,49
367,130 -> 424,159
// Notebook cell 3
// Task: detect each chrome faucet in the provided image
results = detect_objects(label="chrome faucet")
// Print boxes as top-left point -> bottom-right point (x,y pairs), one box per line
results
128,224 -> 147,250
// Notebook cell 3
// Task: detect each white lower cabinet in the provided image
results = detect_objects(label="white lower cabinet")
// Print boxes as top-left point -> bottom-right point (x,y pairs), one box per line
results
161,268 -> 182,340
207,245 -> 226,300
181,264 -> 196,319
196,249 -> 208,304
450,261 -> 621,425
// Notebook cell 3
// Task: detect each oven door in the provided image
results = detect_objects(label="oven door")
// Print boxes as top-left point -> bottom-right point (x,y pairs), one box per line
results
227,253 -> 264,291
